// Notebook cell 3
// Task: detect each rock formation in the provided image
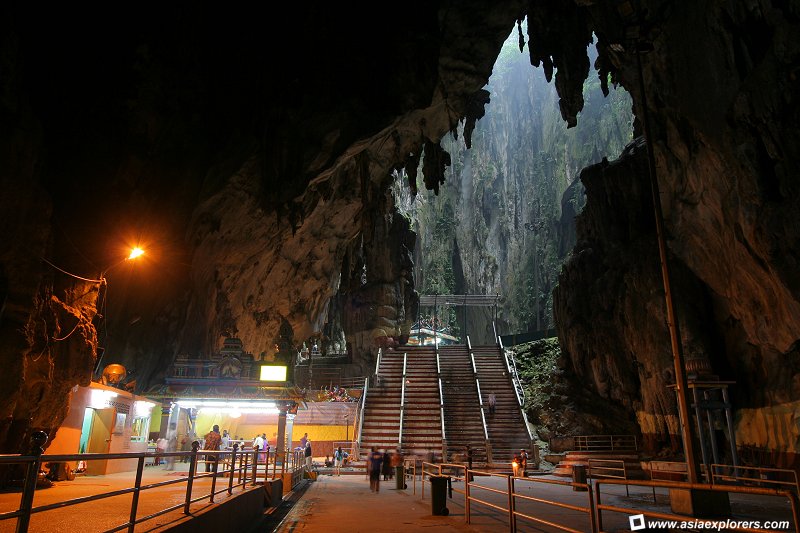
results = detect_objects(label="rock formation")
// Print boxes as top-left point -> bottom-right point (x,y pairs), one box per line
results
0,0 -> 798,470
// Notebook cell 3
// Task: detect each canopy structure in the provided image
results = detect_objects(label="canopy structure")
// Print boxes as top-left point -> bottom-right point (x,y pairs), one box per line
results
416,294 -> 500,343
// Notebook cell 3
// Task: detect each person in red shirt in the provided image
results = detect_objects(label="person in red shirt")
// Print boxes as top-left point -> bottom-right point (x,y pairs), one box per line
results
203,425 -> 222,473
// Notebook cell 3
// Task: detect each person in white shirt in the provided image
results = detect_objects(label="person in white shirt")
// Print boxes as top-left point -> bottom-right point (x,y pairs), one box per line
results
254,434 -> 266,463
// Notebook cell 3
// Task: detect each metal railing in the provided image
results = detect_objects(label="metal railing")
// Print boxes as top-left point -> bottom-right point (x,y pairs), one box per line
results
0,432 -> 308,533
573,434 -> 638,452
587,458 -> 630,496
436,348 -> 447,459
398,352 -> 407,446
595,478 -> 799,533
711,464 -> 800,494
356,376 -> 368,458
410,460 -> 799,533
501,337 -> 525,407
510,474 -> 597,533
467,337 -> 490,450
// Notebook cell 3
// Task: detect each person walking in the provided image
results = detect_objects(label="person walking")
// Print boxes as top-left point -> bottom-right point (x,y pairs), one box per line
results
253,433 -> 265,463
487,392 -> 497,416
164,423 -> 178,471
203,425 -> 222,473
381,450 -> 392,481
334,446 -> 345,476
519,449 -> 529,477
304,441 -> 313,472
368,447 -> 383,492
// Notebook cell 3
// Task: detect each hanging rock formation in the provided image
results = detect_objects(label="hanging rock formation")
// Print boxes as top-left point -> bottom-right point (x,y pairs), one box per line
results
0,0 -> 798,469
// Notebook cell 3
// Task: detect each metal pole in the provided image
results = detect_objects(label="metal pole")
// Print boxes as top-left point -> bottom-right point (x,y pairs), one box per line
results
507,474 -> 516,533
17,431 -> 48,533
703,390 -> 720,465
127,456 -> 146,532
692,386 -> 710,482
721,387 -> 740,473
635,47 -> 700,484
184,441 -> 199,514
228,444 -> 238,495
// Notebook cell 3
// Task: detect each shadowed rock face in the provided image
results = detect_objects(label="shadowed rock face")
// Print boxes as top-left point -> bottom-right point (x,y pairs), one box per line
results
1,0 -> 799,465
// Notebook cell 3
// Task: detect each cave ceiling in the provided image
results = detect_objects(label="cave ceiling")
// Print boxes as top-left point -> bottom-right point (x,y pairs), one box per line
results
1,0 -> 799,454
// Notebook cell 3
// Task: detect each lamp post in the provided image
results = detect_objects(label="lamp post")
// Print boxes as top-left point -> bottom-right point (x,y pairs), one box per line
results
626,38 -> 701,484
94,247 -> 146,378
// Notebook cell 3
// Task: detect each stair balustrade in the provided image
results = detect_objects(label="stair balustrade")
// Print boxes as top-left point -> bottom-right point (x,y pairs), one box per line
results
355,376 -> 368,458
398,352 -> 407,447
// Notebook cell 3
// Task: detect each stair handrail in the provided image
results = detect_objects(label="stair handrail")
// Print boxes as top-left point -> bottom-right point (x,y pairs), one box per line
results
436,349 -> 447,445
499,340 -> 535,447
374,347 -> 382,379
398,352 -> 407,446
501,336 -> 525,406
468,336 -> 490,443
356,376 -> 368,458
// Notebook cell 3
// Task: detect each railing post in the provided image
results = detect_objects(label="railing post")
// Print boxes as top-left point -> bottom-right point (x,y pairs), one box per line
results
465,467 -> 471,524
228,444 -> 237,495
252,445 -> 259,486
586,483 -> 599,533
16,430 -> 48,533
239,447 -> 248,484
507,474 -> 516,533
209,452 -> 218,503
127,456 -> 146,532
184,441 -> 200,514
594,480 -> 603,532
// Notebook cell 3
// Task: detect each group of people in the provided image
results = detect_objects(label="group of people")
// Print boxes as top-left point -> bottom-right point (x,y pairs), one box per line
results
324,446 -> 350,475
367,447 -> 403,492
512,448 -> 529,477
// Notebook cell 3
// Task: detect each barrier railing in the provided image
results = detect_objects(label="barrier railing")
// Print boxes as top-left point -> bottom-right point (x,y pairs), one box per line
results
413,461 -> 798,533
587,458 -> 630,496
595,478 -> 800,533
511,475 -> 597,533
573,434 -> 637,452
0,435 -> 262,533
711,464 -> 800,494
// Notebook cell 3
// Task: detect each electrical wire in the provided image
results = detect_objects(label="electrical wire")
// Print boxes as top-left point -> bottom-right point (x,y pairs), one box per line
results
40,257 -> 104,283
53,320 -> 82,342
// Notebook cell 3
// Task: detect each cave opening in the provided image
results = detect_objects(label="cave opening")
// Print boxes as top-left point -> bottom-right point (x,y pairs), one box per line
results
406,24 -> 633,345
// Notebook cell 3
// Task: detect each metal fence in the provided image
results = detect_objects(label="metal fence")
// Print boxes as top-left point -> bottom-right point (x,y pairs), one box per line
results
409,460 -> 799,533
0,432 -> 306,533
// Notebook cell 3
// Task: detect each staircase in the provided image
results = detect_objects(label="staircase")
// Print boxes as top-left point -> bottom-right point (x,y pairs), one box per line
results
359,351 -> 403,457
359,348 -> 443,459
473,345 -> 531,465
439,345 -> 488,463
359,343 -> 531,466
400,346 -> 443,458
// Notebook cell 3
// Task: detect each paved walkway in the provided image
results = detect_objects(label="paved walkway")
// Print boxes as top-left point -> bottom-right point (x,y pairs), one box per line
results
262,472 -> 797,533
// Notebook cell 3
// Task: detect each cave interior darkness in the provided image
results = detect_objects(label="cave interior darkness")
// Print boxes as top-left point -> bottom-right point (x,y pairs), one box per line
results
1,1 -> 800,471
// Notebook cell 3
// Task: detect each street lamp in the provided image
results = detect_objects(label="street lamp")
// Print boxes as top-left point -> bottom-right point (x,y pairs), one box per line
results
100,247 -> 145,282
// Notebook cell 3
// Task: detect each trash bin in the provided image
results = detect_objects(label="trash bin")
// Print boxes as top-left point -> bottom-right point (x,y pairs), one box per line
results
572,464 -> 588,491
396,465 -> 406,489
430,475 -> 450,515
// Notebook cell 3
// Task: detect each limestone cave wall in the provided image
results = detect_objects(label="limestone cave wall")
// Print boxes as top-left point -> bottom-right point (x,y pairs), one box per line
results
0,0 -> 798,468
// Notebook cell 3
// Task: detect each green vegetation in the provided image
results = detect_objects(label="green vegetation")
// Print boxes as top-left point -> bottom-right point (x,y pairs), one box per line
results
410,25 -> 633,337
513,338 -> 561,418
